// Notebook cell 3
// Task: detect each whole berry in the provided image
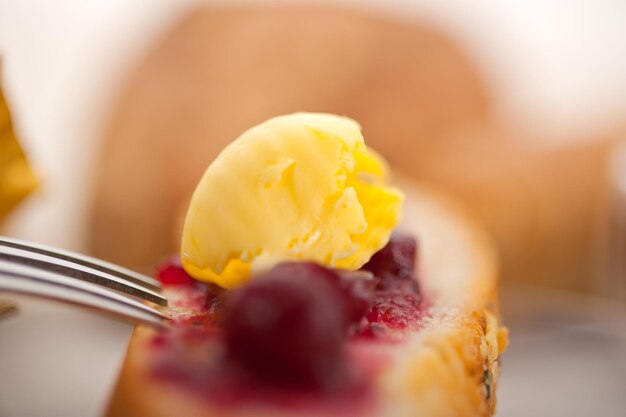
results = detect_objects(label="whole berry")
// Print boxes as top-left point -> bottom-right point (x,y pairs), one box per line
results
223,267 -> 346,389
362,235 -> 419,292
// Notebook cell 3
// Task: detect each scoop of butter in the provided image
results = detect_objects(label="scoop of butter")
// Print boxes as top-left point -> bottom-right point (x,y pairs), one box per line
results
181,113 -> 403,288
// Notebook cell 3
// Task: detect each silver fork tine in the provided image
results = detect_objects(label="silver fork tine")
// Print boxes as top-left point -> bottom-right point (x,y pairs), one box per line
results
0,237 -> 161,289
0,245 -> 166,306
0,263 -> 170,327
0,237 -> 167,306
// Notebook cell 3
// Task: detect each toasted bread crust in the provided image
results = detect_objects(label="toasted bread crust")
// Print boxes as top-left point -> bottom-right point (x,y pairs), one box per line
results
379,310 -> 507,417
377,181 -> 507,417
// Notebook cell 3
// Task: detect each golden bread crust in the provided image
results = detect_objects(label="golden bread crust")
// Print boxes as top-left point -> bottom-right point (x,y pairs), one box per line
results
381,310 -> 507,417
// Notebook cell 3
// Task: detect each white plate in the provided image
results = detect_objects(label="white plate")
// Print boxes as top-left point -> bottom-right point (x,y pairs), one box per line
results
498,286 -> 626,417
0,297 -> 132,417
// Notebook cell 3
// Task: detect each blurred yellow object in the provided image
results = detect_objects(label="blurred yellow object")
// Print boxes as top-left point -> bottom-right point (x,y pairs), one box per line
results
0,81 -> 37,222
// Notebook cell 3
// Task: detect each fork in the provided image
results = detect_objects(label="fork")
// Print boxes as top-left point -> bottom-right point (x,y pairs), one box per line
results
0,236 -> 171,326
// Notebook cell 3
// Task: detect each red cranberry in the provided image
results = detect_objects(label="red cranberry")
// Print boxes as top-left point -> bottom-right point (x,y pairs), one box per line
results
337,271 -> 376,323
269,262 -> 344,299
223,268 -> 346,389
270,263 -> 374,326
155,256 -> 196,286
362,235 -> 419,292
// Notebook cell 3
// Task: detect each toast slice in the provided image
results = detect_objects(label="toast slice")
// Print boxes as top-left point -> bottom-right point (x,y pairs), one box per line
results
107,181 -> 507,417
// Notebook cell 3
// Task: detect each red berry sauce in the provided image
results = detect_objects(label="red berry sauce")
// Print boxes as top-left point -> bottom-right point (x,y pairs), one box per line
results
155,256 -> 196,286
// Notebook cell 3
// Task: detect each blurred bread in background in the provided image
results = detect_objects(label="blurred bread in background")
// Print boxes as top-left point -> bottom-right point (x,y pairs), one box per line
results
89,4 -> 620,293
